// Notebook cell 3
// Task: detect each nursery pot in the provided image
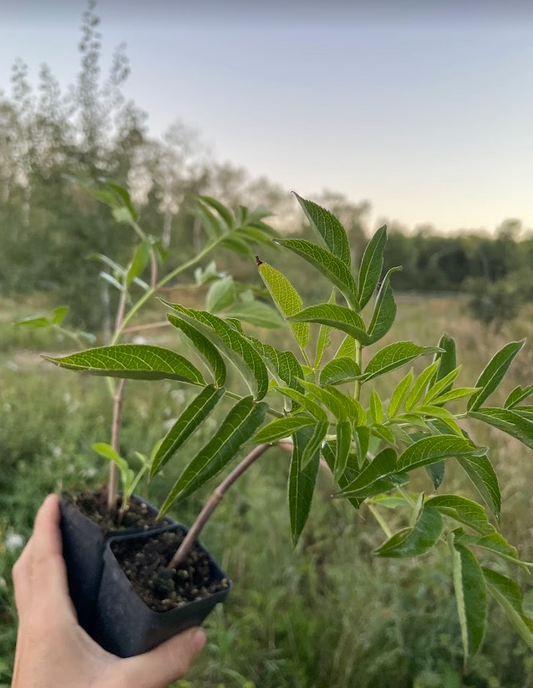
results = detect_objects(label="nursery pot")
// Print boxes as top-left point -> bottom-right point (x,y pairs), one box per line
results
59,494 -> 172,630
92,524 -> 232,658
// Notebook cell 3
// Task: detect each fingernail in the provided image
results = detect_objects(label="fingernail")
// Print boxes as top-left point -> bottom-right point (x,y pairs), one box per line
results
192,628 -> 206,653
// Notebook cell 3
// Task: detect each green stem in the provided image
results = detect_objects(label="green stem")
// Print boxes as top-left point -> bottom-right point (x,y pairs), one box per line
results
366,502 -> 393,538
111,238 -> 223,345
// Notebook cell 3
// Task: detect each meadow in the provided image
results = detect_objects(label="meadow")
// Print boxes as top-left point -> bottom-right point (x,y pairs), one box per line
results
2,292 -> 533,688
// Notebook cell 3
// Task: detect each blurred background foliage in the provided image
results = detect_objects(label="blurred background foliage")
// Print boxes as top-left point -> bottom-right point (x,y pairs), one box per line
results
2,3 -> 533,687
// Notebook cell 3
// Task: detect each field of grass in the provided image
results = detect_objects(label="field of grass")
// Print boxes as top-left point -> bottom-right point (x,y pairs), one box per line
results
2,293 -> 533,687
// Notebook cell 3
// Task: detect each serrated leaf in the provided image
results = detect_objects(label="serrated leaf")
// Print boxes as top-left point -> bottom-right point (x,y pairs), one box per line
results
165,304 -> 268,399
334,335 -> 356,359
388,369 -> 414,418
168,314 -> 226,387
363,342 -> 443,382
253,415 -> 315,443
323,440 -> 364,508
367,267 -> 401,343
150,385 -> 224,478
451,536 -> 487,660
324,386 -> 366,424
482,568 -> 533,649
334,420 -> 352,481
159,397 -> 268,515
431,334 -> 457,391
314,290 -> 336,368
198,195 -> 234,229
206,276 -> 236,313
426,495 -> 493,535
468,407 -> 533,450
431,387 -> 480,405
372,424 -> 397,446
300,421 -> 328,469
358,224 -> 387,310
505,384 -> 533,408
319,357 -> 361,386
456,453 -> 501,519
404,361 -> 440,411
397,435 -> 487,472
274,387 -> 328,421
257,260 -> 309,349
294,193 -> 351,266
289,426 -> 321,545
226,301 -> 284,329
42,344 -> 204,384
375,507 -> 443,558
425,366 -> 462,404
454,528 -> 525,568
414,406 -> 463,435
370,390 -> 384,424
300,380 -> 347,419
246,338 -> 304,393
468,340 -> 525,411
340,447 -> 397,495
275,238 -> 359,309
289,304 -> 370,345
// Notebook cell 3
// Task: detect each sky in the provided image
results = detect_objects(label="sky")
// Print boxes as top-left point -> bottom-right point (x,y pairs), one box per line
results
0,0 -> 532,233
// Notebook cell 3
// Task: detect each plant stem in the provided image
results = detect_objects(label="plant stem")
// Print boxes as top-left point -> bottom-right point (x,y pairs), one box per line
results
108,378 -> 126,511
167,442 -> 275,568
122,320 -> 171,334
366,502 -> 393,538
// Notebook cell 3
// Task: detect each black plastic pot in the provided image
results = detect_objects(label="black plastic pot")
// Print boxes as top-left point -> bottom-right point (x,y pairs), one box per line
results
59,494 -> 172,630
92,524 -> 232,658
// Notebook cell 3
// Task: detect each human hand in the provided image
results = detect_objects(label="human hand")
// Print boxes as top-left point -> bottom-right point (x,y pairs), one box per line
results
11,494 -> 206,688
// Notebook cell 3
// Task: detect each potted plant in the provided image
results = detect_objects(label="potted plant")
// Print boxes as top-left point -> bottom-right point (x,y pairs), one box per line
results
30,184 -> 533,662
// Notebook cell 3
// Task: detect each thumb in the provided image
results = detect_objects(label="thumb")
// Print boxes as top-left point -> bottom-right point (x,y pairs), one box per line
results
120,627 -> 206,688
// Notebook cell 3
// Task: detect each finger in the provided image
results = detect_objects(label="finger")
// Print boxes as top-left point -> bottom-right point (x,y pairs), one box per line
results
12,536 -> 34,616
120,627 -> 206,688
30,495 -> 72,611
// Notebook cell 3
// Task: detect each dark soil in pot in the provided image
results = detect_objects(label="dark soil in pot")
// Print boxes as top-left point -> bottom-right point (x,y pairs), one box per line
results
112,528 -> 230,612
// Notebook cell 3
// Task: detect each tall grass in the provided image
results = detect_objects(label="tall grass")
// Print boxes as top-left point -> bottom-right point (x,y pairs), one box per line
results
1,295 -> 533,687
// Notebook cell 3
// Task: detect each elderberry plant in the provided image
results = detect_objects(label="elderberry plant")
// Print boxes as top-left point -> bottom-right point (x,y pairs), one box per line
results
45,190 -> 533,663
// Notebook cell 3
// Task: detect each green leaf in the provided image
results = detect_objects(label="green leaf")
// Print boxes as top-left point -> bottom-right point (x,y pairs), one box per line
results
150,385 -> 225,478
363,342 -> 442,382
294,193 -> 351,266
226,301 -> 284,329
289,304 -> 370,345
372,424 -> 397,446
334,335 -> 356,359
468,407 -> 533,450
431,334 -> 457,392
126,240 -> 151,286
468,340 -> 525,411
93,442 -> 128,473
375,507 -> 443,558
275,239 -> 359,309
300,380 -> 348,419
300,421 -> 328,469
168,314 -> 226,387
456,453 -> 501,519
274,387 -> 328,421
246,338 -> 304,393
453,528 -> 524,568
257,260 -> 310,349
482,568 -> 533,649
367,267 -> 401,343
397,435 -> 487,473
15,315 -> 51,328
370,390 -> 384,424
319,357 -> 361,386
314,290 -> 336,368
426,461 -> 445,489
159,397 -> 268,515
289,426 -> 321,546
52,305 -> 69,325
404,361 -> 440,411
340,448 -> 397,495
426,495 -> 493,535
451,536 -> 487,659
425,366 -> 462,404
206,276 -> 236,313
165,305 -> 268,399
358,225 -> 387,310
253,415 -> 315,443
323,386 -> 366,424
388,369 -> 414,418
334,421 -> 352,482
105,181 -> 138,221
198,195 -> 234,229
505,384 -> 533,409
42,344 -> 204,384
431,387 -> 480,405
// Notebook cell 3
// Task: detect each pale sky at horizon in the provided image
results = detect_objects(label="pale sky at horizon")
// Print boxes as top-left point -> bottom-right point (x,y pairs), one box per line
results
1,0 -> 532,233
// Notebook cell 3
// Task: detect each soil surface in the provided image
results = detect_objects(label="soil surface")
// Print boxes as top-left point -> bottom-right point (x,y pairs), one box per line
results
66,490 -> 168,533
112,528 -> 230,612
